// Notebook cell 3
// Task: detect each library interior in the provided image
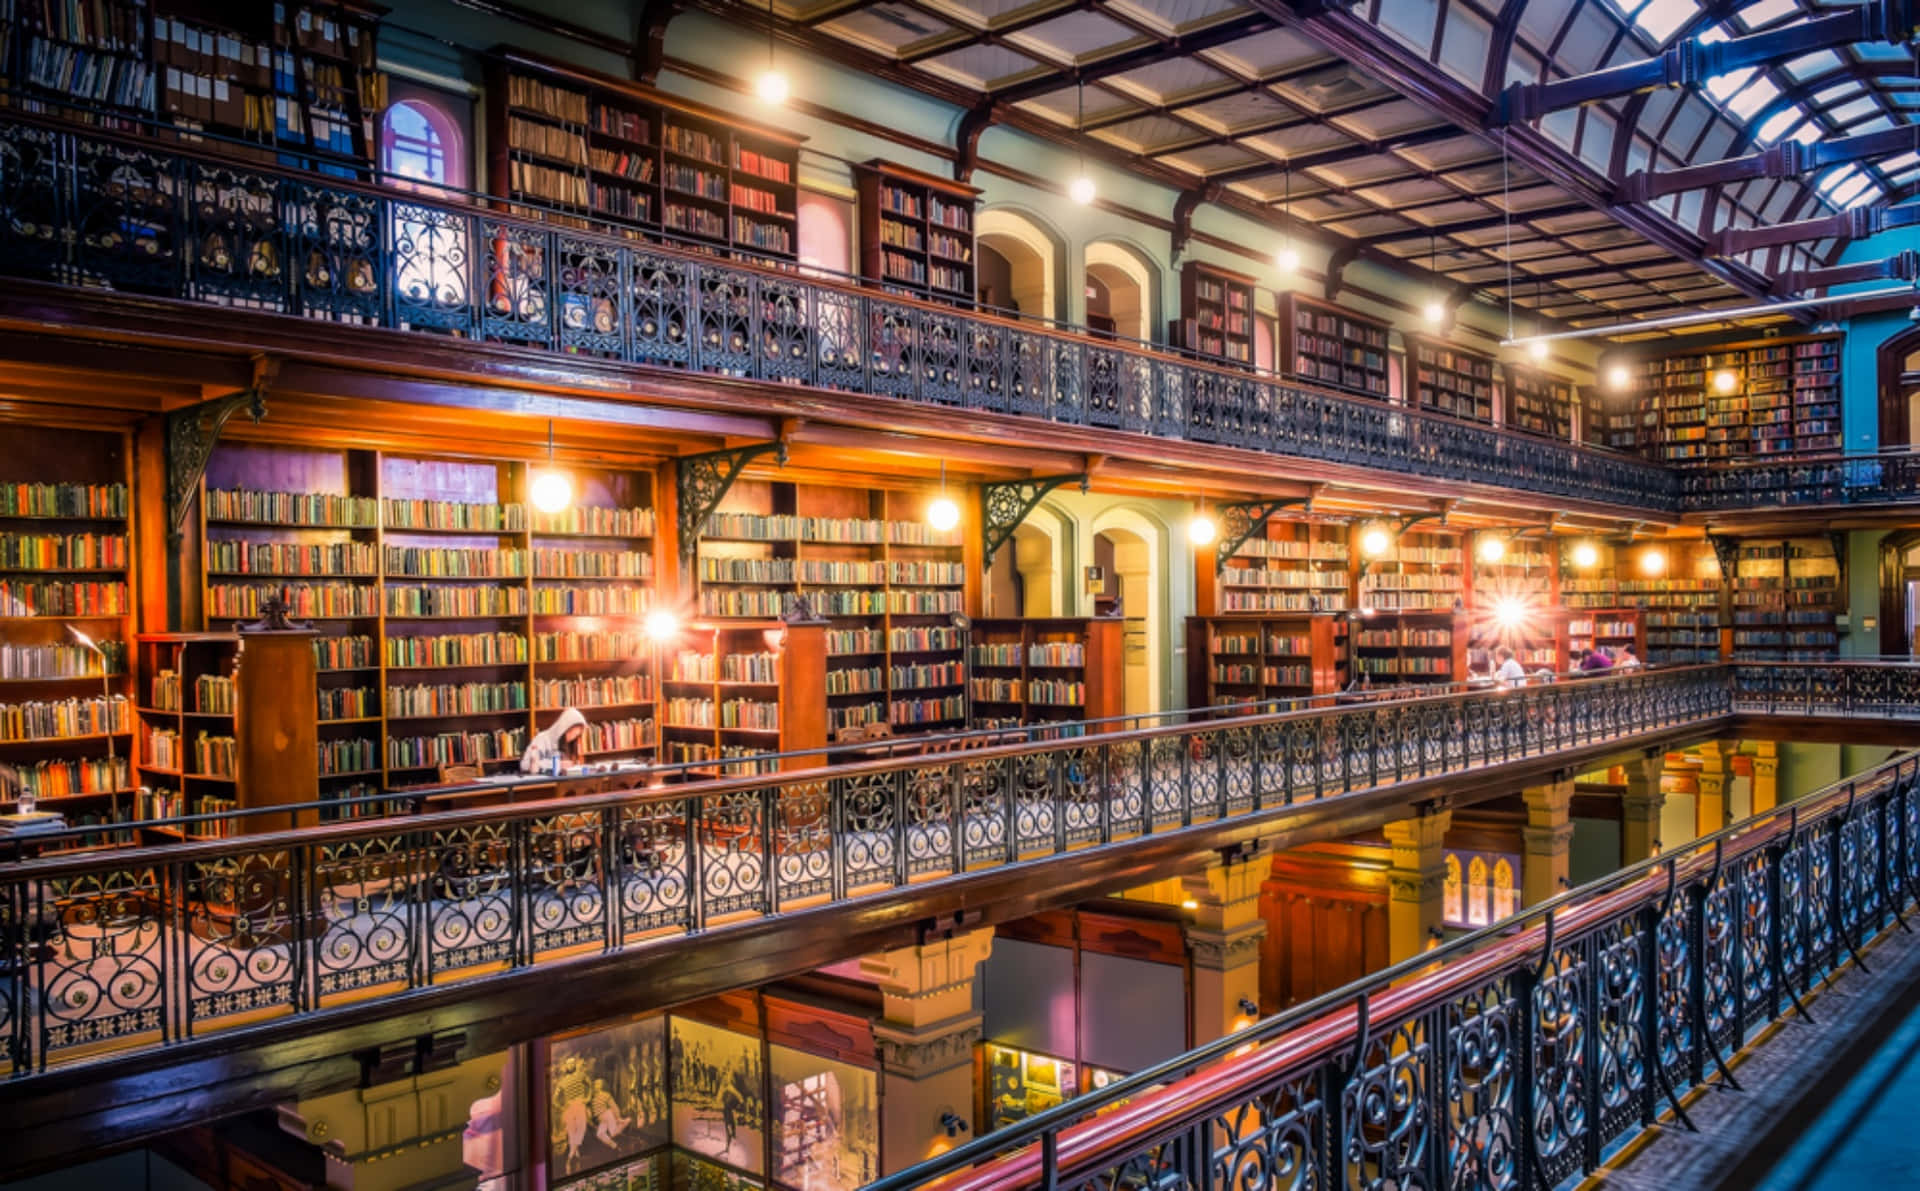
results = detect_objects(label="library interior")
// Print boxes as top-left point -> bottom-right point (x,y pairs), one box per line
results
2,0 -> 1920,1188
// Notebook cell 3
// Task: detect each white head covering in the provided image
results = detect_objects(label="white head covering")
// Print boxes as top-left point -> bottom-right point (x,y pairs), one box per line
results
522,707 -> 590,773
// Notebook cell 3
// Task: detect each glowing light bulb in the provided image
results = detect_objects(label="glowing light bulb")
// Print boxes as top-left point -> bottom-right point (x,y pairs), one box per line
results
1181,897 -> 1199,910
1606,364 -> 1631,391
1528,338 -> 1549,362
643,609 -> 681,641
755,68 -> 789,105
529,468 -> 572,514
1713,369 -> 1738,393
927,495 -> 961,532
1639,548 -> 1667,577
1571,541 -> 1599,570
1069,175 -> 1096,205
1477,535 -> 1507,564
1276,245 -> 1300,274
1360,526 -> 1392,558
1188,514 -> 1217,546
1423,299 -> 1445,325
1494,597 -> 1528,629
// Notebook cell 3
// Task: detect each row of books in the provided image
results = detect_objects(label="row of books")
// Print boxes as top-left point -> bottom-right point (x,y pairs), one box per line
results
1213,664 -> 1310,686
534,675 -> 651,707
1220,569 -> 1349,589
320,736 -> 377,775
702,513 -> 963,545
386,681 -> 527,718
0,579 -> 129,616
0,693 -> 129,742
315,635 -> 376,669
318,686 -> 375,720
891,661 -> 964,689
209,582 -> 376,618
534,586 -> 651,615
206,488 -> 376,526
208,539 -> 375,575
507,73 -> 589,123
0,532 -> 129,569
0,639 -> 124,679
0,481 -> 128,519
971,642 -> 1086,667
533,629 -> 649,662
12,754 -> 130,797
1220,591 -> 1346,613
584,716 -> 653,753
386,727 -> 527,769
891,694 -> 966,724
510,114 -> 587,165
825,666 -> 883,695
386,630 -> 528,667
1356,629 -> 1454,648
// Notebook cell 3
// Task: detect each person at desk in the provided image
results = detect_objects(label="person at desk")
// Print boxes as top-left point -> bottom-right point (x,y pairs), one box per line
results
522,707 -> 589,774
1493,646 -> 1527,687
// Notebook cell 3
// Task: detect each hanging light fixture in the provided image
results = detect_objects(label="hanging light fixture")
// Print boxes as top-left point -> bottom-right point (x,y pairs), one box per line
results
1359,521 -> 1393,559
1476,534 -> 1507,564
529,420 -> 572,514
1528,278 -> 1549,361
755,0 -> 789,105
1713,368 -> 1739,394
1571,540 -> 1600,569
1606,364 -> 1631,391
1069,80 -> 1095,205
1275,162 -> 1299,274
1422,231 -> 1445,325
926,459 -> 961,532
1188,498 -> 1217,546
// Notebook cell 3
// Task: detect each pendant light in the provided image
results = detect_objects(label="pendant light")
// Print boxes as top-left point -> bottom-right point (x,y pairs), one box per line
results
1422,231 -> 1444,326
1275,162 -> 1299,274
530,420 -> 572,514
1068,81 -> 1095,205
1528,279 -> 1549,361
926,459 -> 960,532
755,0 -> 789,105
1187,497 -> 1217,546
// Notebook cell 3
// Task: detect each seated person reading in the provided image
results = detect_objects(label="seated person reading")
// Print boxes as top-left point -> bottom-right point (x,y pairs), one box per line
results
522,707 -> 588,774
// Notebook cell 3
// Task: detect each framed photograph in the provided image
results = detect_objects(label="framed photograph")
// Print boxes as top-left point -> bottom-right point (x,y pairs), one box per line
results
548,1017 -> 669,1181
671,1017 -> 767,1175
771,1045 -> 878,1191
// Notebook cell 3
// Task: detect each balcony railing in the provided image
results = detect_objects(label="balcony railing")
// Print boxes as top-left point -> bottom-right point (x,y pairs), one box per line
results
0,111 -> 1689,511
5,659 -> 1909,1087
1677,446 -> 1920,511
880,744 -> 1920,1191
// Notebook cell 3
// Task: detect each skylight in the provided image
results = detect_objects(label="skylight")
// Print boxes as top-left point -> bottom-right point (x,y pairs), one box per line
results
1705,66 -> 1756,101
1830,174 -> 1872,205
1726,77 -> 1779,118
1782,51 -> 1842,82
1632,0 -> 1697,43
1754,107 -> 1801,143
1733,0 -> 1796,27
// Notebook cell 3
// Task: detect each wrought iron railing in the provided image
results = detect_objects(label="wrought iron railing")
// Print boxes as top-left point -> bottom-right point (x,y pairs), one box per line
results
876,745 -> 1920,1191
0,110 -> 1686,511
1678,446 -> 1920,511
0,664 -> 1733,1077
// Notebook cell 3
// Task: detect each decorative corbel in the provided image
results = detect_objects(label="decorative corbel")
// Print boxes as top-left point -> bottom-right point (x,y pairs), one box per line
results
633,0 -> 679,85
981,473 -> 1089,566
1214,494 -> 1318,572
955,101 -> 997,184
676,439 -> 788,560
1171,182 -> 1220,263
1323,243 -> 1363,302
167,353 -> 278,535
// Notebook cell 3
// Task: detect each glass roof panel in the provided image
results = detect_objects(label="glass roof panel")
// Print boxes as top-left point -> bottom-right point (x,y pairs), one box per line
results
1631,0 -> 1696,42
1705,67 -> 1756,101
1726,77 -> 1778,119
1754,107 -> 1801,143
1732,0 -> 1796,27
1782,51 -> 1842,82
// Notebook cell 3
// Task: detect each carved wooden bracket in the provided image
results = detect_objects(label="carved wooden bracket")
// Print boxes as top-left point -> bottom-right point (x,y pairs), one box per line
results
166,353 -> 278,535
955,101 -> 997,184
1171,182 -> 1220,262
676,440 -> 787,560
1323,243 -> 1363,302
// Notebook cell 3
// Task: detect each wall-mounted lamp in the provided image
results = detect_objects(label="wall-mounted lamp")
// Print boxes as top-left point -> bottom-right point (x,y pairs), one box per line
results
939,1111 -> 969,1139
1237,997 -> 1259,1018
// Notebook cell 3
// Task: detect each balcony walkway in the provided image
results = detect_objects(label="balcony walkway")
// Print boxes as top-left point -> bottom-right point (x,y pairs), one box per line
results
6,111 -> 1918,517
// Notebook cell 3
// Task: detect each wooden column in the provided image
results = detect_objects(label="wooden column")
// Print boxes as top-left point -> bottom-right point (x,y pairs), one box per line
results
278,1049 -> 508,1191
1384,803 -> 1452,963
1182,855 -> 1267,1045
1521,777 -> 1574,907
861,927 -> 995,1174
1620,753 -> 1666,865
236,627 -> 320,831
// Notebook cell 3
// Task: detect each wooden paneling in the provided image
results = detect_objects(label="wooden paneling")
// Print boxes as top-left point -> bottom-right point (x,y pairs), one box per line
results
1259,842 -> 1390,1013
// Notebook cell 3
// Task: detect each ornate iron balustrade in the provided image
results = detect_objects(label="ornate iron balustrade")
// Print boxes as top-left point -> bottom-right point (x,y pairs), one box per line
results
876,746 -> 1920,1191
0,664 -> 1731,1078
1678,448 -> 1920,511
0,111 -> 1685,511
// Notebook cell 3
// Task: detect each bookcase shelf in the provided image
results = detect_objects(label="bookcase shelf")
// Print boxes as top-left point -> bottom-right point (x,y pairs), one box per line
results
1596,333 -> 1843,462
199,440 -> 660,808
660,620 -> 824,774
1732,537 -> 1840,662
0,425 -> 136,846
1277,292 -> 1389,399
1196,516 -> 1351,618
1357,528 -> 1464,615
1405,334 -> 1495,424
691,479 -> 970,736
487,48 -> 804,263
1174,262 -> 1255,368
1467,538 -> 1560,672
969,618 -> 1123,730
1351,609 -> 1469,686
1502,363 -> 1574,440
1,0 -> 384,176
1564,609 -> 1646,663
1185,614 -> 1343,709
854,159 -> 979,305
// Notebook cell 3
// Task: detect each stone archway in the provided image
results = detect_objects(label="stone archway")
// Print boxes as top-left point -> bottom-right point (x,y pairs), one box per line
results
1083,239 -> 1159,344
978,207 -> 1062,324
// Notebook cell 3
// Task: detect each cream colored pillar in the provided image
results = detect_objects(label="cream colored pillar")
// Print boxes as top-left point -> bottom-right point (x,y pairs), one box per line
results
1694,741 -> 1731,837
278,1050 -> 507,1191
1182,857 -> 1268,1043
1751,742 -> 1779,816
1521,777 -> 1575,907
1621,752 -> 1666,865
1383,803 -> 1452,963
861,927 -> 995,1174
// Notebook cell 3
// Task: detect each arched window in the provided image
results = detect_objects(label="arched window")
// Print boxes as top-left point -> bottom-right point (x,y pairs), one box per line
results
379,88 -> 470,194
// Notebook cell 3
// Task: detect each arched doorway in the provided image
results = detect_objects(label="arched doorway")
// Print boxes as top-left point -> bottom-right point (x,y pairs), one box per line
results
986,504 -> 1072,617
1084,240 -> 1157,344
1089,506 -> 1169,717
1876,324 -> 1920,448
977,208 -> 1060,323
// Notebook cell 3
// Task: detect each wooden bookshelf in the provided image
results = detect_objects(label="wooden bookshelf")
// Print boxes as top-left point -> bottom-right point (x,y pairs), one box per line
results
968,618 -> 1123,730
692,479 -> 970,736
854,159 -> 979,304
134,630 -> 318,839
1565,609 -> 1646,663
1466,608 -> 1567,676
1196,517 -> 1350,617
200,442 -> 660,802
659,620 -> 825,774
1731,538 -> 1840,661
1502,363 -> 1574,439
1351,609 -> 1469,687
1405,334 -> 1495,424
486,49 -> 804,261
1,0 -> 384,174
0,425 -> 136,840
1600,333 -> 1843,463
1277,292 -> 1390,399
1357,528 -> 1464,614
1184,614 -> 1343,709
1467,535 -> 1561,673
1174,262 -> 1255,368
1607,542 -> 1721,665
